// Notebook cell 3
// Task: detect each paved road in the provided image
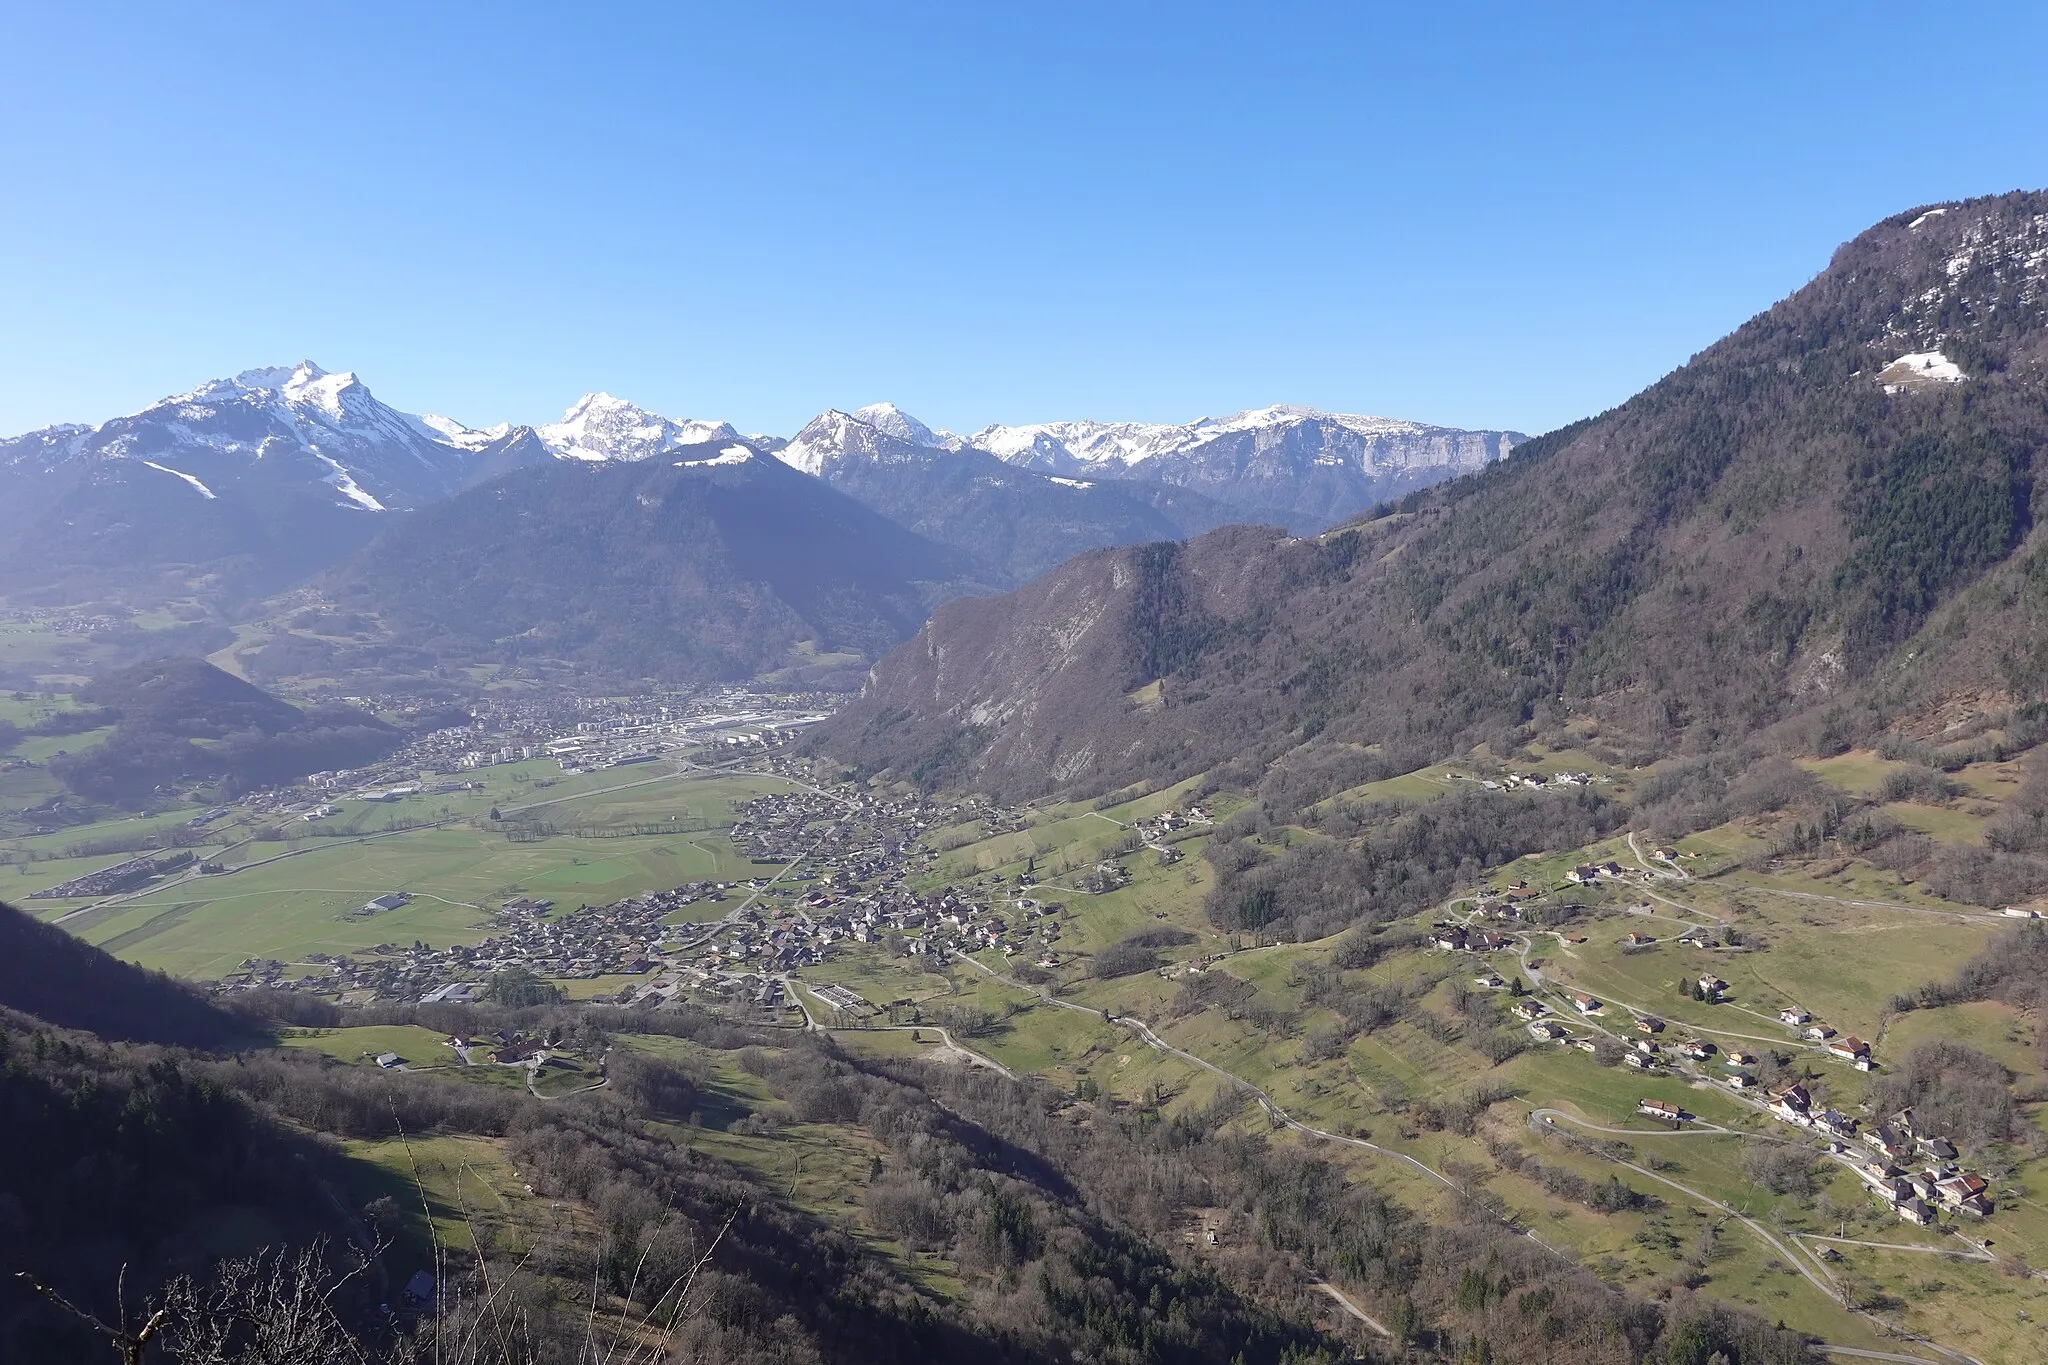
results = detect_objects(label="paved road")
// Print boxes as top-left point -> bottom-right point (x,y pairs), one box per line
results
1529,1107 -> 1736,1137
949,925 -> 1992,1362
1528,1110 -> 1842,1301
1530,1112 -> 1986,1364
1794,1233 -> 1990,1262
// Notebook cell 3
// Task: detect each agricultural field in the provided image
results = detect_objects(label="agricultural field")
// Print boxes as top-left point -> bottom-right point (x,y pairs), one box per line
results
730,745 -> 2048,1360
19,766 -> 790,979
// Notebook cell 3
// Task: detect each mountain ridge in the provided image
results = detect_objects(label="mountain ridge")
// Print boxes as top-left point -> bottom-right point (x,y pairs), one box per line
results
315,442 -> 994,686
819,189 -> 2048,800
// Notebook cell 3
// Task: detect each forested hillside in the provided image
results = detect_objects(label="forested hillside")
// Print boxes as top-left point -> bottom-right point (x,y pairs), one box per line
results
45,656 -> 400,803
822,190 -> 2048,801
815,440 -> 1233,585
322,445 -> 992,686
0,940 -> 1820,1365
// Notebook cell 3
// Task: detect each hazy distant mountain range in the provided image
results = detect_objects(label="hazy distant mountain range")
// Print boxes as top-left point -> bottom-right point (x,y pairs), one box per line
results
0,365 -> 1521,600
0,356 -> 1523,684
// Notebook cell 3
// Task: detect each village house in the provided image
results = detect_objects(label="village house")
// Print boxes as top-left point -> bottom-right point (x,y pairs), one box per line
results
1770,1083 -> 1811,1123
1827,1036 -> 1873,1069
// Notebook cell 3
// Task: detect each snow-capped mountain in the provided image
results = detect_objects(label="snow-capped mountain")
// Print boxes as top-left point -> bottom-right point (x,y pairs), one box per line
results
0,364 -> 1523,606
767,404 -> 1230,583
0,361 -> 521,599
778,401 -> 1524,531
533,392 -> 740,462
0,360 -> 479,514
969,405 -> 1524,528
849,403 -> 966,452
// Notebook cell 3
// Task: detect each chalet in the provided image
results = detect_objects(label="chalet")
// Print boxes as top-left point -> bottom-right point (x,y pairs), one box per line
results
1638,1098 -> 1685,1122
1570,992 -> 1603,1015
1432,927 -> 1470,952
1725,1050 -> 1758,1067
1936,1175 -> 1991,1215
1697,976 -> 1727,1000
1635,1015 -> 1665,1034
1472,972 -> 1507,990
1622,932 -> 1657,947
1827,1036 -> 1871,1065
1623,1051 -> 1656,1069
1676,1040 -> 1715,1061
1724,1072 -> 1757,1089
1513,1000 -> 1548,1021
1770,1083 -> 1811,1122
1527,1020 -> 1569,1042
1779,1006 -> 1811,1026
1803,1023 -> 1837,1041
1566,865 -> 1601,885
1571,1037 -> 1598,1052
1816,1110 -> 1859,1140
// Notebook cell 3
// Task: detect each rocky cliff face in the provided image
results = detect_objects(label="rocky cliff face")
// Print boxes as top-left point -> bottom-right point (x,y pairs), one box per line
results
972,406 -> 1524,530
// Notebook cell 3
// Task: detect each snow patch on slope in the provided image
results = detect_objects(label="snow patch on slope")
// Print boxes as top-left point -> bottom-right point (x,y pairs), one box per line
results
675,445 -> 754,468
140,461 -> 216,499
1879,350 -> 1967,392
315,453 -> 386,510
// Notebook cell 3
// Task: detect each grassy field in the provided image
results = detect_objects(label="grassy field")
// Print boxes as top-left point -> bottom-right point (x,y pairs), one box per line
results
41,770 -> 788,979
283,1023 -> 460,1068
741,755 -> 2048,1357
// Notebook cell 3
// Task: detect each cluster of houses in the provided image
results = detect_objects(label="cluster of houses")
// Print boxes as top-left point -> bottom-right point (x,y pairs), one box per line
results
1432,922 -> 1516,953
1760,1092 -> 1995,1225
1566,861 -> 1631,885
1775,1005 -> 1873,1069
1465,770 -> 1600,792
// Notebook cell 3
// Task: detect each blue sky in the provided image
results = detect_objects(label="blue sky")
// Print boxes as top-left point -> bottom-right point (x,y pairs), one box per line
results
2,3 -> 2045,440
